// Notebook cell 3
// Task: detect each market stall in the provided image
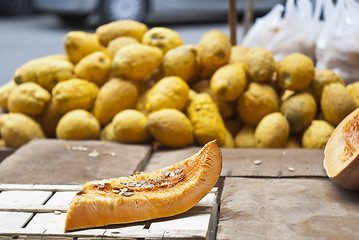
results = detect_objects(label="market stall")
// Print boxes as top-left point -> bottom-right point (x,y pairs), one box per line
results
0,0 -> 359,239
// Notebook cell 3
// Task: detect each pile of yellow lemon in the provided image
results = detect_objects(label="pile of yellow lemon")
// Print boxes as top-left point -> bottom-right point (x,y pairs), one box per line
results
0,20 -> 357,149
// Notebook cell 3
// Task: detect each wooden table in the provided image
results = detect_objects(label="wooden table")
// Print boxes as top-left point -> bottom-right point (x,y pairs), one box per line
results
0,139 -> 358,239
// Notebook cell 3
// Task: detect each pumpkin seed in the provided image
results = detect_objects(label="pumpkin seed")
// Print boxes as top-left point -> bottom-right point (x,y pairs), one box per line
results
164,170 -> 170,177
142,183 -> 155,188
288,167 -> 295,172
88,150 -> 100,157
54,210 -> 62,215
76,190 -> 86,195
123,192 -> 134,197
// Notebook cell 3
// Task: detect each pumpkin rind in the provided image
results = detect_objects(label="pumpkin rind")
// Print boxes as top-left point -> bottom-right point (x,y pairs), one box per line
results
324,108 -> 359,190
65,140 -> 222,231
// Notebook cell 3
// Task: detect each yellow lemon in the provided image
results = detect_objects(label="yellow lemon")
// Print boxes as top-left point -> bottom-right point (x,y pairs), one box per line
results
147,109 -> 193,148
0,113 -> 45,147
254,112 -> 289,148
146,76 -> 189,113
321,83 -> 356,126
280,92 -> 317,134
237,82 -> 279,126
302,120 -> 334,149
142,27 -> 183,53
112,109 -> 150,143
210,63 -> 247,102
7,82 -> 51,115
277,53 -> 314,90
56,109 -> 100,140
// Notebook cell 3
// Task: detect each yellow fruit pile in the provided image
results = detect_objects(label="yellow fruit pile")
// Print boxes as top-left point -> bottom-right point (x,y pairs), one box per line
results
0,20 -> 355,149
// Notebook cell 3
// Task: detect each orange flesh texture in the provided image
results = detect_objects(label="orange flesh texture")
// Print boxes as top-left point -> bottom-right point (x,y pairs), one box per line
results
341,113 -> 359,162
65,140 -> 222,231
324,108 -> 359,190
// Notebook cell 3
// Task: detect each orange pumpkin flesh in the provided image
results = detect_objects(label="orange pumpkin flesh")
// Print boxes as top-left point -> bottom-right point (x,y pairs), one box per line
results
324,108 -> 359,190
65,140 -> 222,231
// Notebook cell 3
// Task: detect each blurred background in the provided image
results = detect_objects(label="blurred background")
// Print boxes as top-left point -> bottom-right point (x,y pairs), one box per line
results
0,0 -> 282,85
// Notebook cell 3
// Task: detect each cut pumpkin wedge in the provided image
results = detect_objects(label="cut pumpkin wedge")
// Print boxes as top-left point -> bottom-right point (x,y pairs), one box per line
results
324,108 -> 359,191
65,140 -> 222,231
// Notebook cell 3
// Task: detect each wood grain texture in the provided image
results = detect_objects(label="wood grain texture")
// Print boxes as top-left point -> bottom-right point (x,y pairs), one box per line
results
220,148 -> 326,177
217,177 -> 359,240
145,147 -> 326,177
0,147 -> 15,163
0,139 -> 151,184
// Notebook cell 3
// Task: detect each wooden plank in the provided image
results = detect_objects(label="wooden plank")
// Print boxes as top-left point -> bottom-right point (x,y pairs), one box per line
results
0,212 -> 33,228
0,184 -> 81,192
45,191 -> 77,206
147,188 -> 218,240
0,139 -> 151,184
0,190 -> 52,229
25,212 -> 67,230
145,147 -> 326,177
0,204 -> 67,213
0,228 -> 207,239
0,146 -> 15,163
196,192 -> 216,208
0,190 -> 52,205
17,237 -> 73,240
220,148 -> 326,177
217,177 -> 359,240
23,191 -> 75,230
149,212 -> 211,231
228,0 -> 237,45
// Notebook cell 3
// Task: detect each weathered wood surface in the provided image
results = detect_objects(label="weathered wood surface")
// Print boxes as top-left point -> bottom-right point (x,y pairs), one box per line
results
0,184 -> 218,239
145,147 -> 326,177
144,146 -> 199,172
220,148 -> 325,177
0,139 -> 151,184
0,146 -> 15,163
0,190 -> 52,229
217,177 -> 359,240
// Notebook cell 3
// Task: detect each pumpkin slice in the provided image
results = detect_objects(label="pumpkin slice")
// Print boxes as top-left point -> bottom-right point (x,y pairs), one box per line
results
324,108 -> 359,190
65,140 -> 222,231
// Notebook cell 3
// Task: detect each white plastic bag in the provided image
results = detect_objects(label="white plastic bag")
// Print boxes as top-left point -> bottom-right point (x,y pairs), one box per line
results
241,4 -> 284,50
242,0 -> 327,61
316,0 -> 359,84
